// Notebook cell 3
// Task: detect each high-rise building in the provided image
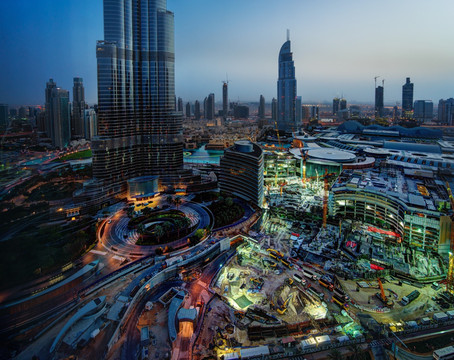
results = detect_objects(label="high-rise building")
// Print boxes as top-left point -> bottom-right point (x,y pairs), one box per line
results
72,77 -> 85,138
234,104 -> 249,119
45,78 -> 57,138
413,100 -> 433,123
177,97 -> 183,113
277,32 -> 297,132
205,93 -> 215,120
194,100 -> 201,120
219,140 -> 264,208
258,95 -> 265,119
84,108 -> 97,140
18,107 -> 28,119
438,98 -> 454,125
340,98 -> 347,110
402,77 -> 414,113
185,102 -> 191,118
45,81 -> 70,149
0,104 -> 8,128
271,98 -> 277,121
333,98 -> 340,115
375,85 -> 384,117
92,0 -> 183,190
222,82 -> 228,119
295,96 -> 302,124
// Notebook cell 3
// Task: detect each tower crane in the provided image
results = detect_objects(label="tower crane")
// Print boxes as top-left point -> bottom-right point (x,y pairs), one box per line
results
323,168 -> 329,228
300,149 -> 309,186
445,182 -> 454,293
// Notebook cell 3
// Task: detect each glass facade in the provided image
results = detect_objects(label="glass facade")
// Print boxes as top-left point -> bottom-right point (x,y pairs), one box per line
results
277,40 -> 297,133
93,0 -> 183,189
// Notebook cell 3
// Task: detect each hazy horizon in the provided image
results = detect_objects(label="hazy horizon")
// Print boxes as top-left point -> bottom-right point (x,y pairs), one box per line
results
1,0 -> 453,107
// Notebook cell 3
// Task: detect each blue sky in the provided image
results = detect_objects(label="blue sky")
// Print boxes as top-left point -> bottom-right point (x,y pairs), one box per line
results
0,0 -> 453,106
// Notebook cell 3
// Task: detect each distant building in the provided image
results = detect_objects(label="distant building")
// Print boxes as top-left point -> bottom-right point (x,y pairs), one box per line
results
185,102 -> 191,118
84,108 -> 97,140
277,33 -> 298,132
234,105 -> 249,119
45,79 -> 70,148
295,96 -> 302,124
194,100 -> 201,120
413,100 -> 433,123
375,85 -> 384,117
402,77 -> 414,113
310,106 -> 319,120
219,140 -> 264,208
222,82 -> 228,119
9,108 -> 17,118
438,98 -> 454,125
271,98 -> 277,121
350,105 -> 361,118
18,107 -> 28,119
0,104 -> 8,128
205,93 -> 215,120
340,98 -> 347,110
258,95 -> 265,119
177,97 -> 183,112
72,77 -> 85,139
333,98 -> 340,115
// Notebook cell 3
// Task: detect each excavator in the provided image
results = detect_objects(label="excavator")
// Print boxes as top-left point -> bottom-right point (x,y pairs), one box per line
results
277,294 -> 293,315
375,278 -> 394,308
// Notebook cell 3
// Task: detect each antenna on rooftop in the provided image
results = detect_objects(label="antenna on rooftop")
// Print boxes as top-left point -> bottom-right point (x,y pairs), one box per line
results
287,29 -> 290,41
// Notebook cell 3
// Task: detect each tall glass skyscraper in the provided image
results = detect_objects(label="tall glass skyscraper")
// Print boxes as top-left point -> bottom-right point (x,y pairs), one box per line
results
277,33 -> 297,133
92,0 -> 183,191
72,77 -> 85,139
402,77 -> 414,113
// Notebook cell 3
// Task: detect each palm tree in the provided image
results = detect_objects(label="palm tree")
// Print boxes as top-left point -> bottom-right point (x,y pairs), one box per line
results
166,195 -> 174,207
154,225 -> 164,243
174,219 -> 183,237
174,196 -> 182,209
162,221 -> 173,237
348,343 -> 365,360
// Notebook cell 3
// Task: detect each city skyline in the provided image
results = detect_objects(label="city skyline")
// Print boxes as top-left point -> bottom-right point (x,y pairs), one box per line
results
1,0 -> 454,106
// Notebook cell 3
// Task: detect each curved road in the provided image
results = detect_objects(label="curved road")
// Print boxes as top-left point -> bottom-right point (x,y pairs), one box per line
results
100,201 -> 212,257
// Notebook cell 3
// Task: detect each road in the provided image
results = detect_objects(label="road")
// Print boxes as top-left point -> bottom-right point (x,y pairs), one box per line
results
100,201 -> 212,257
121,280 -> 182,360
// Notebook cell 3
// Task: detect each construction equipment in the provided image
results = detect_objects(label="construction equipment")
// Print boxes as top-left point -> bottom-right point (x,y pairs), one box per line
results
285,278 -> 294,287
445,182 -> 454,294
274,121 -> 282,149
277,294 -> 293,315
323,168 -> 329,228
267,248 -> 284,259
300,149 -> 309,186
375,278 -> 393,308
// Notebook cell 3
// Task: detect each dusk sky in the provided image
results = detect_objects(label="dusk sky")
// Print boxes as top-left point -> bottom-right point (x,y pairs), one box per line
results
0,0 -> 453,107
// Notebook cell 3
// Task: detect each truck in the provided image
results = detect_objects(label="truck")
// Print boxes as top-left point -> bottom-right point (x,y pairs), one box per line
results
401,290 -> 420,306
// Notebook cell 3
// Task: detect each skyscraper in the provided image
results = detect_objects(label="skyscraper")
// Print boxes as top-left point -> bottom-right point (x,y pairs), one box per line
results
45,80 -> 70,149
271,98 -> 277,121
258,95 -> 265,119
277,32 -> 297,133
295,96 -> 302,124
92,0 -> 183,189
402,77 -> 414,113
72,77 -> 85,138
177,97 -> 183,112
375,85 -> 384,117
413,100 -> 433,123
438,98 -> 454,125
340,98 -> 347,110
45,78 -> 57,138
0,104 -> 8,128
205,93 -> 215,120
333,98 -> 340,115
185,102 -> 191,118
222,81 -> 228,119
194,100 -> 201,120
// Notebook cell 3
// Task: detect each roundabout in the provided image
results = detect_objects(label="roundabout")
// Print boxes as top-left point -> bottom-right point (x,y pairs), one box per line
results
99,198 -> 214,257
